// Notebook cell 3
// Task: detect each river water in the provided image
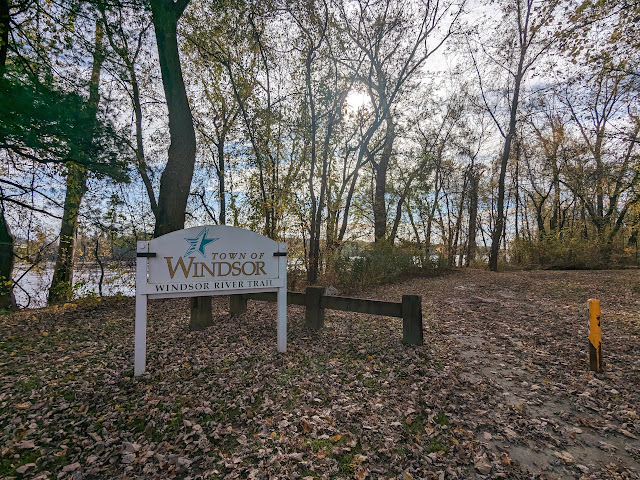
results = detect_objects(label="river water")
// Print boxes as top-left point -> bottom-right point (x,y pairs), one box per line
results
13,264 -> 135,309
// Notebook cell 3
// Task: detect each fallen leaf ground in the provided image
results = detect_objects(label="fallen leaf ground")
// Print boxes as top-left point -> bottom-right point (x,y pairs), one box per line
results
1,269 -> 639,479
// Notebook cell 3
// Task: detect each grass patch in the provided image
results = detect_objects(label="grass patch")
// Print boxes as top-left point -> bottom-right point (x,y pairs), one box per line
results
404,414 -> 428,434
284,395 -> 299,410
425,437 -> 449,453
14,376 -> 42,392
129,416 -> 147,433
277,366 -> 302,386
0,450 -> 41,477
300,470 -> 320,479
337,452 -> 356,474
166,411 -> 185,435
337,440 -> 364,475
310,438 -> 333,454
435,411 -> 449,426
225,406 -> 242,421
252,392 -> 265,410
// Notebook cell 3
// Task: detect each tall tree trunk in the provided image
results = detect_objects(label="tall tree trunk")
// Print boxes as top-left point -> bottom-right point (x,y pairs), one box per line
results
48,165 -> 89,303
150,0 -> 196,237
373,118 -> 394,242
550,160 -> 560,232
100,2 -> 158,217
218,139 -> 225,225
337,151 -> 366,243
325,187 -> 338,252
306,45 -> 320,283
0,0 -> 15,309
49,20 -> 104,304
406,201 -> 421,246
535,202 -> 545,240
450,174 -> 468,268
0,204 -> 14,309
150,0 -> 212,330
513,142 -> 522,264
131,68 -> 158,216
465,170 -> 478,267
0,0 -> 8,78
489,53 -> 525,271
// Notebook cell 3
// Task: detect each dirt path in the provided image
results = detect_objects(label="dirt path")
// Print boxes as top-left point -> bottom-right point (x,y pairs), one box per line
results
369,269 -> 640,479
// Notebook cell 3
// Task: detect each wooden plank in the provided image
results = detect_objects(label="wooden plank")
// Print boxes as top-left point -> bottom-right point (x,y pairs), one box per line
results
321,295 -> 402,318
229,294 -> 247,315
402,295 -> 423,345
190,296 -> 213,331
242,291 -> 403,319
244,291 -> 277,302
286,292 -> 306,306
242,291 -> 306,306
305,286 -> 325,330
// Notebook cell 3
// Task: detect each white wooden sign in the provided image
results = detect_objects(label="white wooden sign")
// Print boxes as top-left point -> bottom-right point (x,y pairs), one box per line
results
135,225 -> 287,376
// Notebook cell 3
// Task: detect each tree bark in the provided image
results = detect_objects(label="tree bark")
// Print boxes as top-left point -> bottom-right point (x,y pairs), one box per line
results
306,41 -> 320,283
550,160 -> 560,232
150,0 -> 212,329
0,204 -> 14,309
489,52 -> 525,271
49,20 -> 104,303
48,165 -> 89,303
465,170 -> 479,266
373,117 -> 395,242
450,173 -> 468,268
149,0 -> 196,237
218,140 -> 225,225
0,0 -> 15,309
131,69 -> 158,216
0,0 -> 8,78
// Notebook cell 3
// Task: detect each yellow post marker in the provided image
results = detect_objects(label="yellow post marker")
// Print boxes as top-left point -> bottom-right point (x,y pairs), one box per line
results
588,298 -> 602,373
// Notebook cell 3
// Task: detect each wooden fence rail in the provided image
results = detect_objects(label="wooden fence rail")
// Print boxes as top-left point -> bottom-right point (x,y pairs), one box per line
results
229,286 -> 423,345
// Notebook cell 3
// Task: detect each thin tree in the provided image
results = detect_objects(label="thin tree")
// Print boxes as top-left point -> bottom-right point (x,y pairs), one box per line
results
470,0 -> 559,271
48,19 -> 106,303
338,0 -> 463,243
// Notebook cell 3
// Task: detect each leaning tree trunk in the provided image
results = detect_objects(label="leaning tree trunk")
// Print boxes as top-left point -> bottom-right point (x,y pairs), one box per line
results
48,165 -> 89,303
0,0 -> 15,309
150,0 -> 196,237
489,52 -> 525,271
149,0 -> 210,331
0,205 -> 14,309
48,20 -> 104,304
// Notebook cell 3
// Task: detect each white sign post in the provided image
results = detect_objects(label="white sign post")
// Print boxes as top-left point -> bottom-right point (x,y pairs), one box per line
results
134,225 -> 287,376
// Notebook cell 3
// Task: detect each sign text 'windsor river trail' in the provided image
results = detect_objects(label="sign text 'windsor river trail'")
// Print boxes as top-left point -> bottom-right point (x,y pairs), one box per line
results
134,225 -> 287,376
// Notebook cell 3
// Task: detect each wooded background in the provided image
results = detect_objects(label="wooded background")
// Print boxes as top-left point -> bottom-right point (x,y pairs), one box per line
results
1,0 -> 638,308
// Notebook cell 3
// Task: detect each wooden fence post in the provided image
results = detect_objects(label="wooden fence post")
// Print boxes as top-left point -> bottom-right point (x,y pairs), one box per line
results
402,295 -> 423,345
190,296 -> 213,331
305,286 -> 325,330
588,298 -> 602,373
229,294 -> 247,316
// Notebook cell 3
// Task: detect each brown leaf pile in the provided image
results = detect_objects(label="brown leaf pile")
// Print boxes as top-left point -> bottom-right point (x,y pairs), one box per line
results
1,269 -> 639,479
